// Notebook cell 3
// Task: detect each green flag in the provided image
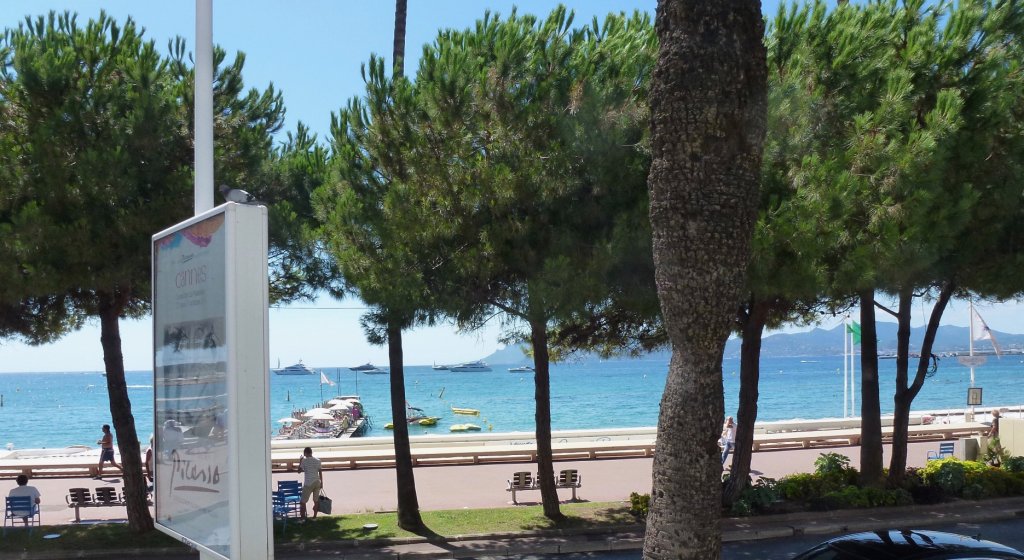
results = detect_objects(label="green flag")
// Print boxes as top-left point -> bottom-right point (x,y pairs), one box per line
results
846,321 -> 861,344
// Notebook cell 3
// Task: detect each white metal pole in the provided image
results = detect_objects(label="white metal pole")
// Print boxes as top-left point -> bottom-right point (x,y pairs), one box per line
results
843,318 -> 849,418
195,0 -> 214,215
969,299 -> 976,388
850,329 -> 856,417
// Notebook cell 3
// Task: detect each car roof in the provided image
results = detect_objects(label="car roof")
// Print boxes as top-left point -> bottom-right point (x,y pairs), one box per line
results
801,530 -> 1024,560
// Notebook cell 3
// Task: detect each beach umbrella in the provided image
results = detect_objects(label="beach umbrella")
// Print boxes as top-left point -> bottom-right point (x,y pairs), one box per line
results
276,418 -> 300,424
329,402 -> 353,411
307,412 -> 334,421
327,399 -> 349,405
303,408 -> 330,417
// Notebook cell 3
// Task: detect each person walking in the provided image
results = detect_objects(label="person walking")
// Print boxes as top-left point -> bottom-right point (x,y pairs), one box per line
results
297,447 -> 323,520
96,424 -> 121,478
720,416 -> 736,467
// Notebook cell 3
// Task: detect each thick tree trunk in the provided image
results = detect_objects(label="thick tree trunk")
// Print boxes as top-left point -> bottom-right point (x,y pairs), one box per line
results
723,300 -> 769,506
888,290 -> 913,486
98,290 -> 153,532
530,319 -> 562,520
858,291 -> 884,486
387,321 -> 423,531
888,282 -> 954,486
643,0 -> 765,557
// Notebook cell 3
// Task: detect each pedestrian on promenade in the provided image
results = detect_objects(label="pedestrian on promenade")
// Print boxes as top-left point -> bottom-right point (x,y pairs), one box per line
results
720,416 -> 736,467
96,424 -> 121,478
990,409 -> 1001,438
297,446 -> 323,520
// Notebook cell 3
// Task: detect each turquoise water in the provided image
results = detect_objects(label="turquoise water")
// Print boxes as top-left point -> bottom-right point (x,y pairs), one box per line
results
1,355 -> 1022,449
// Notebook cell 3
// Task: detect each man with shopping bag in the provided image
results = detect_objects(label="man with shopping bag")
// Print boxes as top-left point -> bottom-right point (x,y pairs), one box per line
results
298,447 -> 323,520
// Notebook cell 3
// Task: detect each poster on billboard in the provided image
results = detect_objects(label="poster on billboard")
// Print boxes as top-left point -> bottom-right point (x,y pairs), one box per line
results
152,203 -> 271,560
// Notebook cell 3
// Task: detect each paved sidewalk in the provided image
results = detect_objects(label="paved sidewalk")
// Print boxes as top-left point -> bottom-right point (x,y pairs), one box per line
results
3,440 -> 1001,559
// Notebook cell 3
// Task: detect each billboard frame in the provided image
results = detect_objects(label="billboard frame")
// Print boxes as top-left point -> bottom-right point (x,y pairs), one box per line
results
151,202 -> 271,560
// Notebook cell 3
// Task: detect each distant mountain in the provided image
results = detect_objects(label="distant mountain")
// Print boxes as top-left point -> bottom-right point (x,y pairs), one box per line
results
480,323 -> 1023,363
731,323 -> 1024,358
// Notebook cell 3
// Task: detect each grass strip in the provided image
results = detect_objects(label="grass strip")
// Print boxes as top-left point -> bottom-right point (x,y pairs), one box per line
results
1,502 -> 638,553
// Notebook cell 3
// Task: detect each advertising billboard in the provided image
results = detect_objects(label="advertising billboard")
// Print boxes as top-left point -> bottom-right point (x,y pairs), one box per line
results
152,203 -> 271,559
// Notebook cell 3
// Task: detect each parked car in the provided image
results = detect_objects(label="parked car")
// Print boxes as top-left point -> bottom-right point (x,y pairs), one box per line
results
792,529 -> 1024,559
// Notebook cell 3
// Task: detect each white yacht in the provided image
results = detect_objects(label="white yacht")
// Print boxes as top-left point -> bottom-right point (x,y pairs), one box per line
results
273,360 -> 316,375
450,361 -> 492,372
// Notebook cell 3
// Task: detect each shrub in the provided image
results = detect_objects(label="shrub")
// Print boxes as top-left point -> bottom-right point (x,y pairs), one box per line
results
921,459 -> 967,496
730,477 -> 780,517
814,452 -> 858,485
777,473 -> 824,502
983,437 -> 1012,467
1003,456 -> 1024,473
629,492 -> 650,519
966,466 -> 1024,498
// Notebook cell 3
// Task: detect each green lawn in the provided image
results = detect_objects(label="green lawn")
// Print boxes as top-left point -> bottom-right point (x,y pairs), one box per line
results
0,502 -> 640,553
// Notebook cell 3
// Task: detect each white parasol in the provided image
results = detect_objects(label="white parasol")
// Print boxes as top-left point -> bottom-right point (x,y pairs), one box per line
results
302,408 -> 331,417
276,417 -> 301,424
306,412 -> 335,421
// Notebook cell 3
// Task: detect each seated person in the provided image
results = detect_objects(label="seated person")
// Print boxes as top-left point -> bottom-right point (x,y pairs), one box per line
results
8,474 -> 41,519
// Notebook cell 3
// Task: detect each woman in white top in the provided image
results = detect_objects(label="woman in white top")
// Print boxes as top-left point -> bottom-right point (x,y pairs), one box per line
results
720,416 -> 736,466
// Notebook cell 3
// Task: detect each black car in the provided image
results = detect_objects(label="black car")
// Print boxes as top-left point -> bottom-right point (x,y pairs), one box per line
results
792,529 -> 1024,560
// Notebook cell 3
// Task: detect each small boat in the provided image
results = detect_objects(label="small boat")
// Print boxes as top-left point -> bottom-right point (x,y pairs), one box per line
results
417,417 -> 440,426
349,362 -> 379,371
450,423 -> 481,432
362,368 -> 388,375
273,360 -> 316,376
432,362 -> 449,371
384,422 -> 395,430
450,361 -> 491,372
451,406 -> 480,416
508,365 -> 534,372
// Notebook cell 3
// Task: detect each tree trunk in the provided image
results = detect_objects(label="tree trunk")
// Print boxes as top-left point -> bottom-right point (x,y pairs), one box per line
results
393,0 -> 408,79
723,300 -> 769,506
643,0 -> 766,557
387,320 -> 424,531
888,282 -> 954,486
858,291 -> 883,486
530,319 -> 562,520
98,290 -> 153,532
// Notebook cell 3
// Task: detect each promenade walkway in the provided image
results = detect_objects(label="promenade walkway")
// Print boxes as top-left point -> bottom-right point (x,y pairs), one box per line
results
13,441 -> 942,524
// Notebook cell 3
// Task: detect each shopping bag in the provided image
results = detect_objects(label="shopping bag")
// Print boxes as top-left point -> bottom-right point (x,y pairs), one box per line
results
317,494 -> 333,515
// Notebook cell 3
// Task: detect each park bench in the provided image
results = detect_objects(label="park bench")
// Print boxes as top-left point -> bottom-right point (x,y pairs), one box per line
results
66,487 -> 151,522
506,469 -> 583,504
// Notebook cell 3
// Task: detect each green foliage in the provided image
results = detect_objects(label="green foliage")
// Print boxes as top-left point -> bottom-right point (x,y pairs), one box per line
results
1002,456 -> 1024,473
921,459 -> 967,495
814,453 -> 857,484
815,486 -> 914,510
729,477 -> 781,517
628,492 -> 649,519
777,473 -> 826,502
983,437 -> 1012,467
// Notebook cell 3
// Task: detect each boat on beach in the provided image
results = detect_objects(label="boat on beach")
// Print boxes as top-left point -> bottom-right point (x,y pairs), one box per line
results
273,360 -> 316,375
450,360 -> 491,372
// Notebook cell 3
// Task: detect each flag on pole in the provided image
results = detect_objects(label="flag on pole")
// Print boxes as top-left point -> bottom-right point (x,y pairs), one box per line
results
320,371 -> 335,386
972,308 -> 1002,357
846,321 -> 861,344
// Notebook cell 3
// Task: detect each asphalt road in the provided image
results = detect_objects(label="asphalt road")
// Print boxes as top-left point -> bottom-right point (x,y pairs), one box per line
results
495,518 -> 1024,560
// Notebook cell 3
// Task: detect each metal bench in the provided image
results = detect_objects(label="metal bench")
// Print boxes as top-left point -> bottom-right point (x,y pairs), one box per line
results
506,471 -> 536,504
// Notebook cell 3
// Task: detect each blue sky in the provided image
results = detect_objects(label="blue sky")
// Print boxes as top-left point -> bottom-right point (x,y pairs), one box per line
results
0,0 -> 1019,372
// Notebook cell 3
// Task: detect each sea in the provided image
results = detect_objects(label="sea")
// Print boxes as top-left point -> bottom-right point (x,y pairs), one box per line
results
1,355 -> 1022,450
